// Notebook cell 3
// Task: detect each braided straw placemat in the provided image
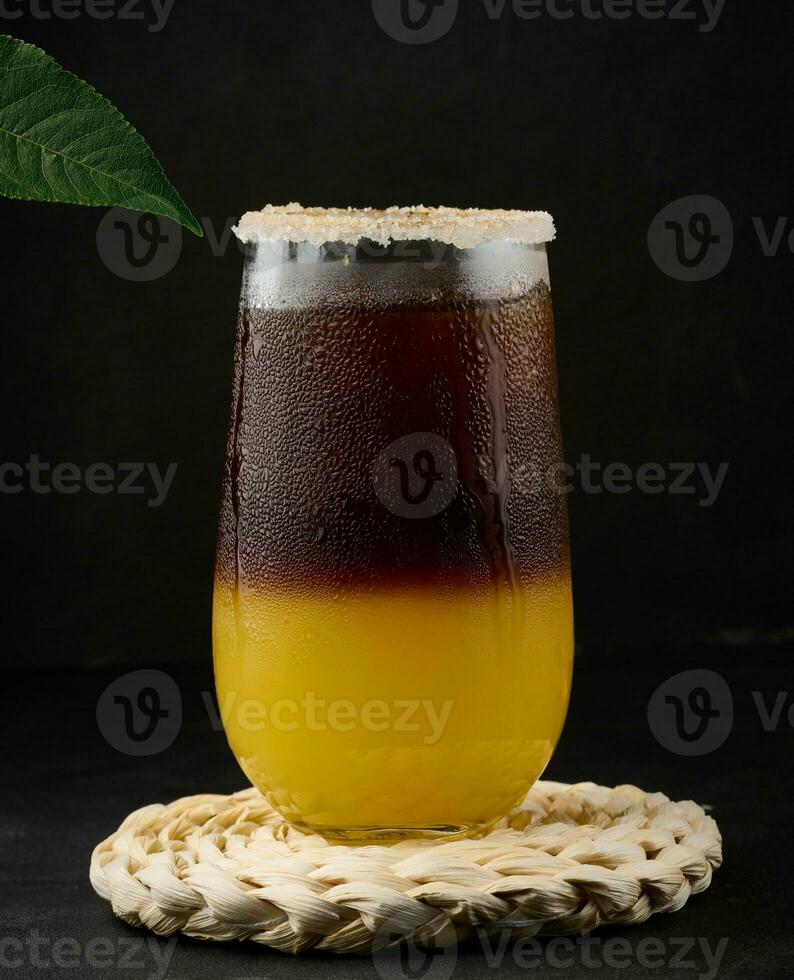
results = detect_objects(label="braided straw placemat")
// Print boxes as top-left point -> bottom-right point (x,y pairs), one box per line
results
90,781 -> 722,955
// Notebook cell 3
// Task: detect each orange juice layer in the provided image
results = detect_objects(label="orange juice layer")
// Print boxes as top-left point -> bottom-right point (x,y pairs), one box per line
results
213,578 -> 573,836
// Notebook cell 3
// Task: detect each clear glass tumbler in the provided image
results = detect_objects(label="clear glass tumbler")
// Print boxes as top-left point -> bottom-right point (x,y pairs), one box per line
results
213,205 -> 573,840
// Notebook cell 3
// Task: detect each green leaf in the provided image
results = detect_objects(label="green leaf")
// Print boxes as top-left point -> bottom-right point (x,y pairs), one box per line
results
0,35 -> 202,236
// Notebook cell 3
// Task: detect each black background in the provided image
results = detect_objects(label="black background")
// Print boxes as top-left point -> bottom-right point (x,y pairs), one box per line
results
1,2 -> 793,978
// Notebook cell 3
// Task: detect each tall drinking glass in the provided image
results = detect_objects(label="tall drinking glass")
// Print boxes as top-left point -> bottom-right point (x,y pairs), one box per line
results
213,205 -> 573,840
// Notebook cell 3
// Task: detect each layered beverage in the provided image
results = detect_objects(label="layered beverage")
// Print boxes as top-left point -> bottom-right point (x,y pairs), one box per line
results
213,205 -> 573,839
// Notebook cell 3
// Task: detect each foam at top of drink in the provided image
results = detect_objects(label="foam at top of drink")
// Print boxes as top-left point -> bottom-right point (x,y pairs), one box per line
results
233,203 -> 556,248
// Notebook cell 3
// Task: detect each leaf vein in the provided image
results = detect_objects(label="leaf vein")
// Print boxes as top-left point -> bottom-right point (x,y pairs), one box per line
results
0,123 -> 174,211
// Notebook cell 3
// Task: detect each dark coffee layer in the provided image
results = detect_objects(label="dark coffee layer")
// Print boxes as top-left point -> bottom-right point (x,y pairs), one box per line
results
215,281 -> 569,593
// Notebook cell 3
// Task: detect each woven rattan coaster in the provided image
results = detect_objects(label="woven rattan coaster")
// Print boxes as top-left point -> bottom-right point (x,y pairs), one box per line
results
90,781 -> 722,955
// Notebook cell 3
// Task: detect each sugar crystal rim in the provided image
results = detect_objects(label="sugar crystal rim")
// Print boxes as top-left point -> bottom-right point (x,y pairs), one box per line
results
233,203 -> 556,248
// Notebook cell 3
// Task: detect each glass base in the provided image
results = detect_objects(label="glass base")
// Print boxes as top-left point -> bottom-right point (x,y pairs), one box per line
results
288,820 -> 487,843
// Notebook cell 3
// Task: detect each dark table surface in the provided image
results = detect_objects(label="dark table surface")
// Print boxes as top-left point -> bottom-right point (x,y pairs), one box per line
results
3,642 -> 792,979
